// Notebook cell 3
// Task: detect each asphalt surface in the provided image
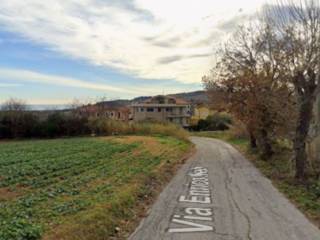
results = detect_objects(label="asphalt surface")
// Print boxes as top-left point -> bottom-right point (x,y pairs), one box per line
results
129,137 -> 320,240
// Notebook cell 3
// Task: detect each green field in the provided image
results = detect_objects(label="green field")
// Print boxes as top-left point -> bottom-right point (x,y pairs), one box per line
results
0,136 -> 191,240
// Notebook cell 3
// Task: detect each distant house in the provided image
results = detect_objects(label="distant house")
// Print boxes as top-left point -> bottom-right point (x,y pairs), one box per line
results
190,104 -> 214,125
76,105 -> 99,118
131,95 -> 191,127
76,104 -> 131,122
101,107 -> 131,122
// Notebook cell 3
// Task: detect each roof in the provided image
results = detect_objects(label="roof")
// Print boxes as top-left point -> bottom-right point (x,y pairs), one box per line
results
141,95 -> 189,105
78,105 -> 130,112
131,104 -> 189,107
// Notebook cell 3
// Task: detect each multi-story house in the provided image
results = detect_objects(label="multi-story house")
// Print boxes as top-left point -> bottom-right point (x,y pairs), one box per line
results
76,104 -> 131,121
131,95 -> 191,127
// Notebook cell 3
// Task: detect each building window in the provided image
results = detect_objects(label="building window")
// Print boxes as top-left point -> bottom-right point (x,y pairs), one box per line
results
147,108 -> 154,112
166,108 -> 172,112
140,108 -> 144,112
158,108 -> 161,112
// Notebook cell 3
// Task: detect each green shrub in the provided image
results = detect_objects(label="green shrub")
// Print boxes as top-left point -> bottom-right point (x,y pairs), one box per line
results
0,111 -> 188,141
310,181 -> 320,199
0,112 -> 41,138
0,112 -> 90,139
0,218 -> 42,240
193,113 -> 232,131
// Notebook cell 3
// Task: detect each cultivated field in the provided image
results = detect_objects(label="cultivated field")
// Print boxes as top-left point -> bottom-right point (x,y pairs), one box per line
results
0,136 -> 191,240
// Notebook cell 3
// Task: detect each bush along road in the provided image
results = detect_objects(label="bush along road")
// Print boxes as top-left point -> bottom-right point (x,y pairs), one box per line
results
129,137 -> 320,240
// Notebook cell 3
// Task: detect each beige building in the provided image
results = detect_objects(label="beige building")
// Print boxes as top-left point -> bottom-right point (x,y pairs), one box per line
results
131,96 -> 191,127
76,104 -> 131,122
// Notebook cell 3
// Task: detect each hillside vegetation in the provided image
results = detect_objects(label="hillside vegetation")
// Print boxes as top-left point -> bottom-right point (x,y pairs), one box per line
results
0,136 -> 192,240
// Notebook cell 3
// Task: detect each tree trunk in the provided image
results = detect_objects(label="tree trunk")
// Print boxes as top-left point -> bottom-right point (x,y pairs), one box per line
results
294,97 -> 314,180
247,125 -> 257,150
259,129 -> 273,160
249,132 -> 257,149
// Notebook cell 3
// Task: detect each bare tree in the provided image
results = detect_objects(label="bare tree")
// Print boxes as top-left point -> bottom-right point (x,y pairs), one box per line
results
1,98 -> 28,112
204,25 -> 296,159
0,98 -> 30,138
266,0 -> 320,179
69,98 -> 83,110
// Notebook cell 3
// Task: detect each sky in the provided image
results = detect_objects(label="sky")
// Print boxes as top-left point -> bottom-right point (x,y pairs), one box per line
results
0,0 -> 276,105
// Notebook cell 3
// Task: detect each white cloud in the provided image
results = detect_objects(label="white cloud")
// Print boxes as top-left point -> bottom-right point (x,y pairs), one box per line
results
0,0 -> 275,83
0,83 -> 22,87
0,68 -> 137,93
0,67 -> 186,96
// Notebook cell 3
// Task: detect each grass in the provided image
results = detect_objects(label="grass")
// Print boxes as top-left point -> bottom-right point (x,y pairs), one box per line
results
192,130 -> 248,147
0,136 -> 192,240
88,119 -> 190,142
193,130 -> 320,228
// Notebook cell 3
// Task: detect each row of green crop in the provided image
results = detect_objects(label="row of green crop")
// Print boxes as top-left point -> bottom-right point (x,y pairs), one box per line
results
0,139 -> 135,188
0,138 -> 141,239
0,136 -> 189,240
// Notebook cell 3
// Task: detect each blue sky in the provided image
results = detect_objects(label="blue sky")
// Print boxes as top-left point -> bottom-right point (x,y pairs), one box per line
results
0,0 -> 273,105
0,30 -> 199,104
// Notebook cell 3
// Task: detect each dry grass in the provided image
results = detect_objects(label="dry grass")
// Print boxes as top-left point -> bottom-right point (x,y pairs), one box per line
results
0,187 -> 21,201
40,136 -> 193,240
88,118 -> 190,141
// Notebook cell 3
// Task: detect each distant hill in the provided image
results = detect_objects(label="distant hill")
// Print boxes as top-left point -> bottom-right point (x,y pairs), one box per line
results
98,90 -> 208,107
11,91 -> 208,111
96,99 -> 131,108
168,91 -> 208,104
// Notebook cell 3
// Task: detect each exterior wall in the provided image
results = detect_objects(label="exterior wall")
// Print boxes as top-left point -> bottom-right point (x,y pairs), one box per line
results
132,105 -> 191,127
132,107 -> 167,122
104,109 -> 130,122
77,106 -> 130,122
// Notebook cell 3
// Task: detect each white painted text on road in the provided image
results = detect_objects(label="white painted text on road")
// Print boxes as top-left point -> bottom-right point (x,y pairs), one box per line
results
168,167 -> 214,233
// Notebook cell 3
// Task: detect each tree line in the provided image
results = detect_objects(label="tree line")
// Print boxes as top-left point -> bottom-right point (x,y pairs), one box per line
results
0,98 -> 189,141
204,0 -> 320,180
0,99 -> 90,138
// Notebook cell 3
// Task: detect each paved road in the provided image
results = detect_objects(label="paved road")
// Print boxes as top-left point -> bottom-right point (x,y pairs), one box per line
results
129,137 -> 320,240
